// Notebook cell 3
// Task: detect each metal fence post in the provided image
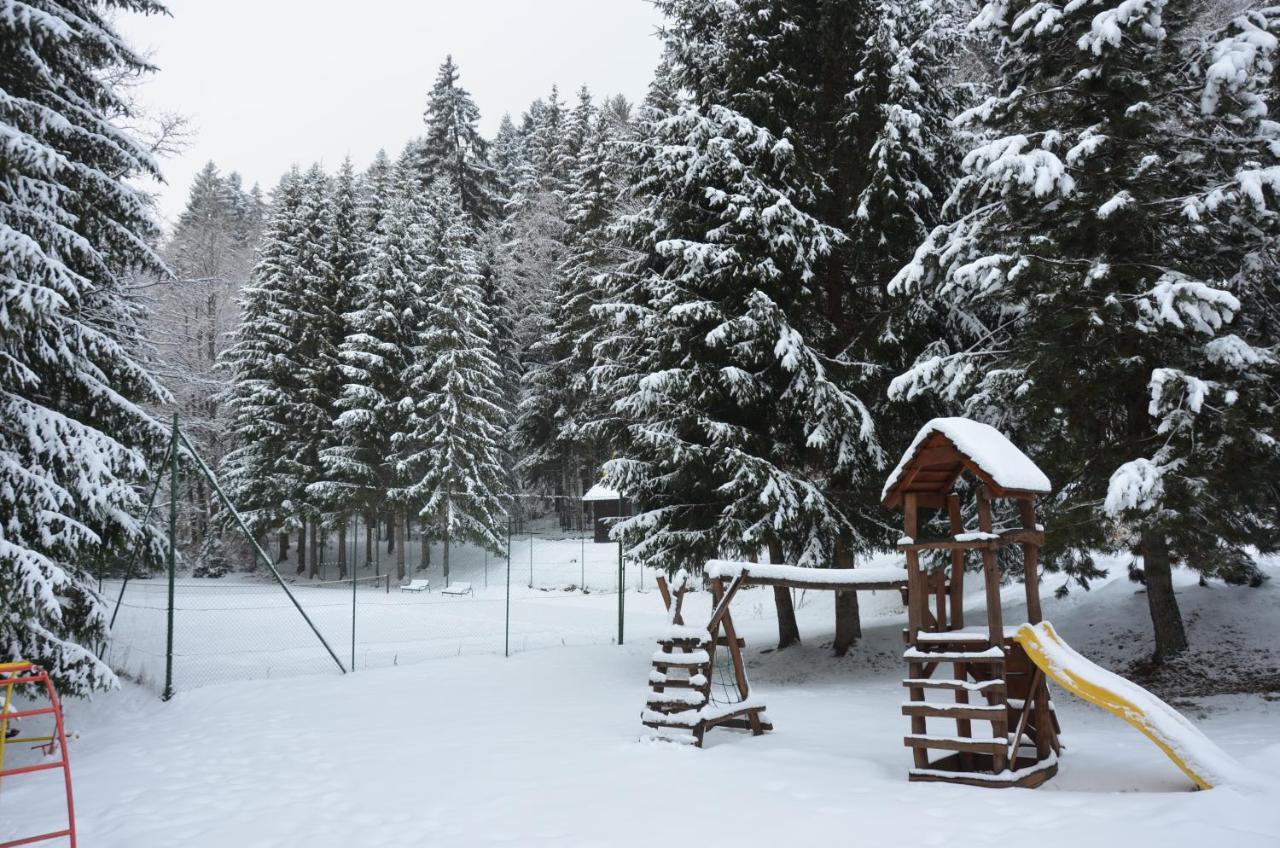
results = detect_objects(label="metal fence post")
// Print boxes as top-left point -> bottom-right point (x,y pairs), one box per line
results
617,539 -> 624,646
351,513 -> 357,673
504,516 -> 512,658
162,413 -> 179,700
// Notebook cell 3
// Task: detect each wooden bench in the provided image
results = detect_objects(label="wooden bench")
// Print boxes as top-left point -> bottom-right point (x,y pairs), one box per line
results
399,579 -> 430,593
441,582 -> 473,597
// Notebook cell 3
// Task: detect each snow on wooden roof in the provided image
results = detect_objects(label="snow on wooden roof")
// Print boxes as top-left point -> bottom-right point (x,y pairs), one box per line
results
705,560 -> 908,590
881,417 -> 1051,509
581,483 -> 621,502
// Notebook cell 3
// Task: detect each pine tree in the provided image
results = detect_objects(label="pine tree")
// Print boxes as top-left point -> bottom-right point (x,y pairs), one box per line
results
221,170 -> 309,546
1,0 -> 170,694
306,159 -> 365,576
597,0 -> 958,649
331,171 -> 431,580
890,1 -> 1280,660
415,55 -> 502,224
517,96 -> 635,506
407,186 -> 510,584
491,113 -> 524,200
599,101 -> 883,648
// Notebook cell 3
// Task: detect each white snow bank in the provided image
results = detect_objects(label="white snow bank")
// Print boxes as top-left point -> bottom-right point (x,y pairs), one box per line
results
881,417 -> 1051,501
705,560 -> 908,587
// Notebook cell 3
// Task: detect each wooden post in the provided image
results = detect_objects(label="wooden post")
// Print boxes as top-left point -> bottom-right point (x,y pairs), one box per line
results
975,488 -> 1004,646
946,494 -> 965,630
903,493 -> 924,645
903,493 -> 930,769
1018,499 -> 1043,624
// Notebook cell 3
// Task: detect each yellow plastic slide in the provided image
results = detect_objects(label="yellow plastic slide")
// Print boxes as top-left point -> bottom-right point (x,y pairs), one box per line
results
1014,621 -> 1256,790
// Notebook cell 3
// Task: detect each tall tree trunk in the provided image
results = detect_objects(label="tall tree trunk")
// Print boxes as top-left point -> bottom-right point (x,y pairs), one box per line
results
833,535 -> 861,656
296,526 -> 307,575
419,520 -> 430,572
278,531 -> 289,564
387,511 -> 396,554
443,533 -> 450,587
395,510 -> 406,581
769,539 -> 801,649
308,519 -> 319,579
1141,529 -> 1187,662
337,520 -> 347,580
364,513 -> 374,566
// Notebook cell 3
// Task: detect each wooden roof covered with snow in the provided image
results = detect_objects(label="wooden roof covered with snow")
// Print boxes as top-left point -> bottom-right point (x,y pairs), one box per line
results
881,417 -> 1051,510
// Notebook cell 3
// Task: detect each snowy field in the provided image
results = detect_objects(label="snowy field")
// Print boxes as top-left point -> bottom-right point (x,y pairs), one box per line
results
5,558 -> 1280,846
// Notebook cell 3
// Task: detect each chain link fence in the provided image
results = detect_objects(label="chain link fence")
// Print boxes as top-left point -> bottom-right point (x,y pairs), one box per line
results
103,503 -> 655,696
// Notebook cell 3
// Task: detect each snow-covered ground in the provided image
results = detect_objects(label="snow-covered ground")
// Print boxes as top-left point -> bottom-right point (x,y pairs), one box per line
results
103,533 -> 655,693
5,557 -> 1280,846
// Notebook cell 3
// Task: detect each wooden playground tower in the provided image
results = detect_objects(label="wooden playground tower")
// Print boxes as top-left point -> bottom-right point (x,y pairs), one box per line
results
884,418 -> 1060,787
639,417 -> 1062,788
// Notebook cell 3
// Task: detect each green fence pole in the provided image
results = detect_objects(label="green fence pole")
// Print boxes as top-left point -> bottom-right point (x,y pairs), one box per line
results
351,513 -> 357,673
162,414 -> 179,700
175,428 -> 347,674
617,539 -> 624,646
505,516 -> 512,658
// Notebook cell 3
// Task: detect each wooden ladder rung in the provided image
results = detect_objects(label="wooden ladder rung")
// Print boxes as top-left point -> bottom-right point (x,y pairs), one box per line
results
902,678 -> 1005,693
902,703 -> 1006,722
903,734 -> 1006,755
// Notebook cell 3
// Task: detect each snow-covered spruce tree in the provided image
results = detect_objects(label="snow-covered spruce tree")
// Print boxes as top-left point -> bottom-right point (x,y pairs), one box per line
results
512,88 -> 596,503
500,88 -> 583,516
518,95 -> 636,514
357,149 -> 395,235
284,164 -> 338,576
221,170 -> 311,562
406,186 -> 509,585
1,0 -> 170,694
413,55 -> 502,225
600,104 -> 882,649
890,1 -> 1280,660
603,0 -> 958,650
331,172 -> 431,580
305,158 -> 364,578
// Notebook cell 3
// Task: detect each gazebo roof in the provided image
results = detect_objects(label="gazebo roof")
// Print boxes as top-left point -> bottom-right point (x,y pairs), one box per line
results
881,417 -> 1050,510
582,482 -> 621,502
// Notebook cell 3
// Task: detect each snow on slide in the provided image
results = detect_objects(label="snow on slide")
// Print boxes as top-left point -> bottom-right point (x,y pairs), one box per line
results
1015,622 -> 1265,790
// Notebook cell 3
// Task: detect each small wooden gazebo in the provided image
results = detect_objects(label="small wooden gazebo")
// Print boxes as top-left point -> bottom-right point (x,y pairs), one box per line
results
882,417 -> 1062,787
582,482 -> 625,544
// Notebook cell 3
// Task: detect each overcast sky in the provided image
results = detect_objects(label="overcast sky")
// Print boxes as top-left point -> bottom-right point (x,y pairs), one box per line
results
119,1 -> 667,226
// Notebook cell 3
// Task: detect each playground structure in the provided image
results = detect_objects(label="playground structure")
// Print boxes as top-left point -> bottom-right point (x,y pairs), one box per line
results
0,662 -> 77,847
639,417 -> 1252,790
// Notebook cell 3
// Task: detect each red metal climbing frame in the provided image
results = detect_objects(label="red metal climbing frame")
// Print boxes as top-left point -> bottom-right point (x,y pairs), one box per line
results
0,662 -> 77,848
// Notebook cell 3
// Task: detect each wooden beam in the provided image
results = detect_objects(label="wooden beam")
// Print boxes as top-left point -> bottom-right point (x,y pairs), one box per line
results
1018,500 -> 1043,624
946,494 -> 966,631
656,575 -> 672,612
707,574 -> 744,634
732,575 -> 908,592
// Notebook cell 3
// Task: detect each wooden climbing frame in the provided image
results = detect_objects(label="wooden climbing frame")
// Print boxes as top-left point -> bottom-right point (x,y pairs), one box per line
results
641,571 -> 772,746
641,563 -> 910,746
885,421 -> 1061,788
